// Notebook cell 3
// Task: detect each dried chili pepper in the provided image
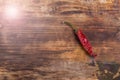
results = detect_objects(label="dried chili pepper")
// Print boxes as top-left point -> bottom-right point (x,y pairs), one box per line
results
64,21 -> 97,65
76,29 -> 97,57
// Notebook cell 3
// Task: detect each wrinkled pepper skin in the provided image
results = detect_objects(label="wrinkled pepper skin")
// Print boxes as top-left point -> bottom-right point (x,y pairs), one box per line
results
64,22 -> 97,58
76,29 -> 97,58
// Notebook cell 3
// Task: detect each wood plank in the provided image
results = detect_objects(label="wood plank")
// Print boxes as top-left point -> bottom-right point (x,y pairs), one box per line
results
0,0 -> 119,80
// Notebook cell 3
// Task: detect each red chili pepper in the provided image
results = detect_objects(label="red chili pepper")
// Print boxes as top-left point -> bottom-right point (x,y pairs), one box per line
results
77,29 -> 97,57
64,22 -> 97,58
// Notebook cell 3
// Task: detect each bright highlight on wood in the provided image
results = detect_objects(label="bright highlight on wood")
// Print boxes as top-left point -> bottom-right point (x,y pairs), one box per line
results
4,5 -> 20,19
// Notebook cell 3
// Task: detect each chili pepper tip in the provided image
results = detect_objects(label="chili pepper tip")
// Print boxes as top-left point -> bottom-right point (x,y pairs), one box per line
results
89,57 -> 97,66
91,53 -> 97,58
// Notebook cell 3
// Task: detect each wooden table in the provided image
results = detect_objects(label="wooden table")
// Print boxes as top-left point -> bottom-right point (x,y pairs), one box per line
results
0,0 -> 120,80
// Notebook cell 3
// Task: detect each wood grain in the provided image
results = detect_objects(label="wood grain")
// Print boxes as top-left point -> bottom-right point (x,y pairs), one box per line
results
0,0 -> 119,80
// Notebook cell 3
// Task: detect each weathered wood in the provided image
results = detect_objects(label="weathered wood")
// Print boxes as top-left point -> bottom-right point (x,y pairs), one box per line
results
0,0 -> 119,80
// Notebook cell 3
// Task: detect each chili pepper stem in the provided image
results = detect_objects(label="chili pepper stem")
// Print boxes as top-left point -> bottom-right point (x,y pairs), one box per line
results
64,21 -> 77,32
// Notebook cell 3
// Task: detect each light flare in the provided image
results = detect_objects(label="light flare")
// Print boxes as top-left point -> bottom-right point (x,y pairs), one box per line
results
4,5 -> 20,19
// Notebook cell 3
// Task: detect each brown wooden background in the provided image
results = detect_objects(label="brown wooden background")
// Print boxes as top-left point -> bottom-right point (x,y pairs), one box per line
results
0,0 -> 120,80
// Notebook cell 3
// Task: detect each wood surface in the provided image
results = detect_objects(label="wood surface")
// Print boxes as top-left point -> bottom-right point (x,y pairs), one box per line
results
0,0 -> 120,80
